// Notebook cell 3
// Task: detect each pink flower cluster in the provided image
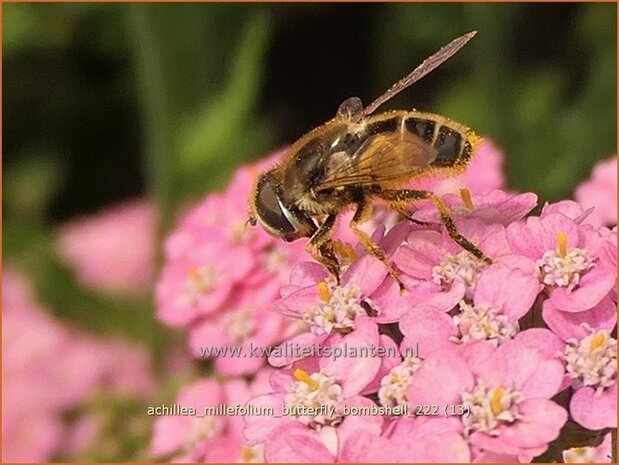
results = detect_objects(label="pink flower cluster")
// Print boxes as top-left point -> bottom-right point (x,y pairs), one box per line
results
56,199 -> 157,295
156,151 -> 312,375
153,146 -> 616,462
2,268 -> 155,462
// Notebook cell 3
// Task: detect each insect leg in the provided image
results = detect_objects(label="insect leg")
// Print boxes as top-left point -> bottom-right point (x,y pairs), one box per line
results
350,199 -> 406,292
391,205 -> 431,227
306,214 -> 341,283
376,189 -> 491,263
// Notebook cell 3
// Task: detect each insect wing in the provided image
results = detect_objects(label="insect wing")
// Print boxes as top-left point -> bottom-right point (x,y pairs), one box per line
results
316,131 -> 437,191
360,31 -> 477,119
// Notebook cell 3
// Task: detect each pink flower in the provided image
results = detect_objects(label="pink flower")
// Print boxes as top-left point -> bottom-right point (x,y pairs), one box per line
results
543,296 -> 617,342
506,207 -> 616,312
56,200 -> 156,295
243,336 -> 385,462
187,281 -> 288,375
406,339 -> 568,461
268,237 -> 409,367
392,216 -> 510,311
150,371 -> 274,462
413,189 -> 538,226
575,157 -> 617,227
154,143 -> 616,462
157,241 -> 254,327
156,152 -> 309,351
3,268 -> 155,462
375,354 -> 423,410
542,297 -> 617,431
565,328 -> 617,430
342,417 -> 470,462
3,270 -> 66,461
399,263 -> 539,353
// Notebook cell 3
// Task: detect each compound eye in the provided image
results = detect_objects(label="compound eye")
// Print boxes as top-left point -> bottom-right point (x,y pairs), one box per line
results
255,174 -> 297,237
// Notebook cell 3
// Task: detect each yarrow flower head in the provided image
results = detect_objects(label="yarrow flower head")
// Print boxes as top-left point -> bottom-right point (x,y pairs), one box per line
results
406,339 -> 568,461
432,250 -> 488,294
399,263 -> 538,354
564,329 -> 617,393
461,380 -> 525,437
152,140 -> 616,463
285,368 -> 344,427
378,356 -> 423,408
150,372 -> 273,462
454,302 -> 519,343
537,231 -> 596,291
56,200 -> 157,295
3,268 -> 155,462
243,353 -> 386,462
507,206 -> 617,312
156,152 -> 310,370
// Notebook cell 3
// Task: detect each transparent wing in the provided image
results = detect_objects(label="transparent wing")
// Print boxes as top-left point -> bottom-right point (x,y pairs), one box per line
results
359,31 -> 477,119
315,131 -> 437,191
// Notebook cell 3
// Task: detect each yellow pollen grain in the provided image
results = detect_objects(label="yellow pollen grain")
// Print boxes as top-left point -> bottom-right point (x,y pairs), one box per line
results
293,368 -> 319,390
460,188 -> 474,210
490,387 -> 504,415
557,231 -> 569,257
590,332 -> 607,352
318,281 -> 331,302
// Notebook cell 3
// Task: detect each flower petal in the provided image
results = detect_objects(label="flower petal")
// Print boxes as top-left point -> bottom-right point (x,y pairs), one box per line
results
570,383 -> 617,429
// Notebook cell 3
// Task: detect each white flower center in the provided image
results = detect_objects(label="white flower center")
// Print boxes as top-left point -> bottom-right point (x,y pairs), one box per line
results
452,302 -> 519,344
285,369 -> 343,428
538,248 -> 595,291
563,446 -> 603,463
536,231 -> 595,292
185,265 -> 218,299
564,329 -> 617,394
303,281 -> 371,335
432,251 -> 487,296
378,356 -> 423,408
221,308 -> 256,343
461,381 -> 524,436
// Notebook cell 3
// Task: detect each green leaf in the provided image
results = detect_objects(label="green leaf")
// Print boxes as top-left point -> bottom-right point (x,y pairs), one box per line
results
176,12 -> 271,178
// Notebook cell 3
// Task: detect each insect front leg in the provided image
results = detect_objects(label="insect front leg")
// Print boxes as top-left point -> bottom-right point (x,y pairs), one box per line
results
376,189 -> 492,263
306,214 -> 341,283
350,199 -> 406,292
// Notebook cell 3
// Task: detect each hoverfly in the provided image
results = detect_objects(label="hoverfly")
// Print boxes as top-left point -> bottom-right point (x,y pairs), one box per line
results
249,31 -> 490,291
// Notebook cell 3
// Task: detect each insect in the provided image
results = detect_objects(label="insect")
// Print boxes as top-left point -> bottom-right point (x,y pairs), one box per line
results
249,31 -> 490,291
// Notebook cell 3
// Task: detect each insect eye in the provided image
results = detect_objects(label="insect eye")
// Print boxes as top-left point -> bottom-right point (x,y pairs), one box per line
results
255,175 -> 297,237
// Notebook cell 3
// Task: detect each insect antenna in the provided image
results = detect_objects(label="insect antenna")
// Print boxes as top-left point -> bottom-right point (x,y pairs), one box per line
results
360,31 -> 477,119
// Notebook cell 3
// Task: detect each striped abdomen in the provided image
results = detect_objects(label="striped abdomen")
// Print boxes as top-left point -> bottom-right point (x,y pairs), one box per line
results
364,111 -> 482,174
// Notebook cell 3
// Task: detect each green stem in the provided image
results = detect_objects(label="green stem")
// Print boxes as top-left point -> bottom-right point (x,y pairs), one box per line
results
125,4 -> 175,236
124,4 -> 173,362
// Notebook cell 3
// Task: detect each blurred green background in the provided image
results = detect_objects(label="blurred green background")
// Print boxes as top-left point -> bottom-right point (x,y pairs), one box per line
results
3,3 -> 617,336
